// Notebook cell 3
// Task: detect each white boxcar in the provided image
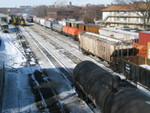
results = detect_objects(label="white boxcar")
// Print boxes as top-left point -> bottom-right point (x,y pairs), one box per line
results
45,18 -> 54,28
39,18 -> 46,26
99,28 -> 139,42
34,17 -> 41,24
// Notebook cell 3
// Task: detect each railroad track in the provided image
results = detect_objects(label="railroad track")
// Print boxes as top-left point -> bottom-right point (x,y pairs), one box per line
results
31,24 -> 109,67
14,27 -> 67,113
20,26 -> 100,113
30,25 -> 82,65
22,26 -> 73,86
34,24 -> 79,50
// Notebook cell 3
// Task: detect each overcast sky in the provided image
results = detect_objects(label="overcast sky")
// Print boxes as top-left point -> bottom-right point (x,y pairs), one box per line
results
0,0 -> 113,7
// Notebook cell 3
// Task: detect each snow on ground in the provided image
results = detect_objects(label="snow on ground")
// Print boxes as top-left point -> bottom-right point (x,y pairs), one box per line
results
21,26 -> 94,113
0,25 -> 39,113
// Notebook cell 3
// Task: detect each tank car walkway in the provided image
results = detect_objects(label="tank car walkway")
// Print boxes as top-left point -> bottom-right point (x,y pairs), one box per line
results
0,28 -> 38,113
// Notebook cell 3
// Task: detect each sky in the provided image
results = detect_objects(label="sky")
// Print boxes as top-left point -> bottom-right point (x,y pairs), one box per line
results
0,0 -> 113,7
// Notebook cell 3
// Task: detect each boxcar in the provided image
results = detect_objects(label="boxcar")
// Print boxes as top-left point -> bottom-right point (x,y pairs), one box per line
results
39,18 -> 46,26
45,19 -> 53,28
78,24 -> 104,34
33,17 -> 41,24
78,32 -> 135,64
51,24 -> 63,33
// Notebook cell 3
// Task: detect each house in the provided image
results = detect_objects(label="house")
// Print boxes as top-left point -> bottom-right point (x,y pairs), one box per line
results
102,2 -> 148,29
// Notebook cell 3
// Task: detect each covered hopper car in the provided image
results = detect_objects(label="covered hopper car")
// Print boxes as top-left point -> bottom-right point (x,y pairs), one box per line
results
78,32 -> 136,67
73,61 -> 150,113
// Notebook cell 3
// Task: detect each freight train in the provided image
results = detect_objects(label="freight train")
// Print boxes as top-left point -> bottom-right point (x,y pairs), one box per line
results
73,61 -> 150,113
32,17 -> 141,66
33,17 -> 105,39
33,17 -> 150,89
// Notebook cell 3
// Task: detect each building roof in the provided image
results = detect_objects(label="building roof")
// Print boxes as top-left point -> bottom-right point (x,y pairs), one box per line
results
102,2 -> 147,11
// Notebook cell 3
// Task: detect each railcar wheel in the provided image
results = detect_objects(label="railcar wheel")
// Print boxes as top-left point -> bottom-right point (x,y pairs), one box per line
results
81,48 -> 89,55
110,63 -> 118,71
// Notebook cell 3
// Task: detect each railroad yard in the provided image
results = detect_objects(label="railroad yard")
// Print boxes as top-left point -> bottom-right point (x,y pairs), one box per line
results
0,22 -> 150,113
1,1 -> 150,113
0,23 -> 107,113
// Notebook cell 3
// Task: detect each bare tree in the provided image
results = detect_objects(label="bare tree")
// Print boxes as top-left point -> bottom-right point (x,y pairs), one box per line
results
115,0 -> 150,29
33,5 -> 48,17
80,5 -> 106,23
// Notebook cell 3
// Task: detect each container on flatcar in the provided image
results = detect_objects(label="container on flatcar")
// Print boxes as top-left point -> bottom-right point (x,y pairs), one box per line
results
78,32 -> 135,63
139,31 -> 150,46
99,28 -> 139,42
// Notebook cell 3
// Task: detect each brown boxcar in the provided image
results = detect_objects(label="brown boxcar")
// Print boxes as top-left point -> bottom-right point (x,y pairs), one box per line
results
78,24 -> 104,34
78,32 -> 135,63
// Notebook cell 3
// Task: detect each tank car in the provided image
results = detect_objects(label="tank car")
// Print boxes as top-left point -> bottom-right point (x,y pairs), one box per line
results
73,61 -> 150,113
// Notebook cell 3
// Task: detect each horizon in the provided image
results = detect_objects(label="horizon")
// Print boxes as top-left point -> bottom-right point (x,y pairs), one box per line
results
0,0 -> 113,8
